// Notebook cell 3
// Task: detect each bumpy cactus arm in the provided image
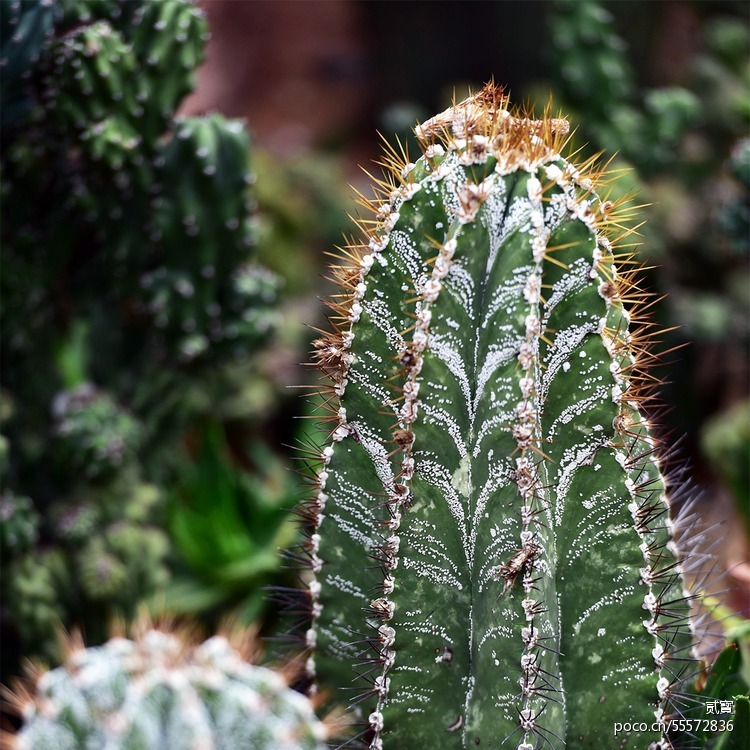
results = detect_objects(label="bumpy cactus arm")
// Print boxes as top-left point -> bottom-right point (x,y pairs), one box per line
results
301,85 -> 699,749
0,0 -> 58,128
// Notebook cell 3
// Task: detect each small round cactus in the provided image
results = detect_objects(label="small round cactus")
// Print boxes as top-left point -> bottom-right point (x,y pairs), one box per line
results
4,624 -> 341,750
0,492 -> 39,562
51,384 -> 142,481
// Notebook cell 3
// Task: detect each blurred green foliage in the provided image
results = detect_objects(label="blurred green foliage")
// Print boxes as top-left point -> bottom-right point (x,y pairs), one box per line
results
254,151 -> 353,296
0,0 -> 292,677
160,422 -> 299,625
702,399 -> 750,536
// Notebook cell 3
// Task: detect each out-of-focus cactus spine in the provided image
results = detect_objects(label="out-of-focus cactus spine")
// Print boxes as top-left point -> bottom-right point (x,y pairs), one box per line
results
2,624 -> 340,750
297,85 -> 705,749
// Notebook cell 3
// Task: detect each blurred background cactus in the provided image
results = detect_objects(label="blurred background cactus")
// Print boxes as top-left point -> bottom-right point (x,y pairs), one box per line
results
544,0 -> 749,411
2,621 -> 342,750
0,0 -> 294,680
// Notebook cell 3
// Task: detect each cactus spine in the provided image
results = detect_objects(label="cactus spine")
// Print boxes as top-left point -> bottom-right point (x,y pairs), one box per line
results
300,85 -> 700,749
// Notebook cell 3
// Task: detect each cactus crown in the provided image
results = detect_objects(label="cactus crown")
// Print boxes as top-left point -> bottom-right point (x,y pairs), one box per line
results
295,84 -> 702,749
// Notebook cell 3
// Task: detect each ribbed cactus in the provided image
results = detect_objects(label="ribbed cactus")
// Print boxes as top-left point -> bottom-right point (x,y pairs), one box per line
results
299,85 -> 702,749
3,625 -> 338,750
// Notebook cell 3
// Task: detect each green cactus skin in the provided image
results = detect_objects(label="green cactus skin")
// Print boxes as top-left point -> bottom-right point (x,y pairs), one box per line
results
299,86 -> 702,749
5,627 -> 332,750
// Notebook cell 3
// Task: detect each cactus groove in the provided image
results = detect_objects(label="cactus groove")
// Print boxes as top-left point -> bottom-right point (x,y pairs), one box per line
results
299,85 -> 700,749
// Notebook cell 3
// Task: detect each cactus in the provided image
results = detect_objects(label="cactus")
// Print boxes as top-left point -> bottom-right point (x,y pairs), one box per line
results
2,624 -> 341,750
51,384 -> 142,482
0,0 -> 57,128
296,85 -> 707,749
0,492 -> 39,563
1,0 -> 279,383
4,551 -> 67,663
1,378 -> 170,662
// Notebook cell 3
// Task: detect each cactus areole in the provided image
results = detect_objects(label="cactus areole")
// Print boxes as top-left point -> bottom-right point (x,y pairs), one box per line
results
299,85 -> 699,749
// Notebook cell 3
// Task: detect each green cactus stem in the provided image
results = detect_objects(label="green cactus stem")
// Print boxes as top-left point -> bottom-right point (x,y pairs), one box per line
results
3,622 -> 344,750
297,85 -> 704,749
